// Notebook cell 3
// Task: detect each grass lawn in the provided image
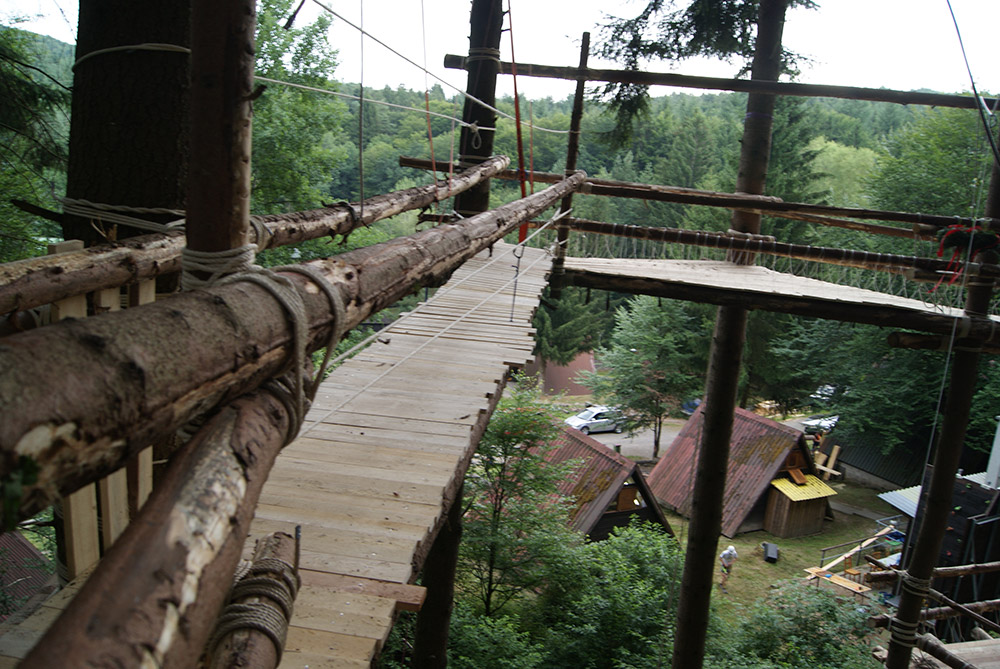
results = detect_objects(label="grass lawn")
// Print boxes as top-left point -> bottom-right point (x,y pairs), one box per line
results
663,485 -> 898,630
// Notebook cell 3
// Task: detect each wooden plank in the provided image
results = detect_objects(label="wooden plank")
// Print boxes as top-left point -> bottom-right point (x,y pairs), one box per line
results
0,605 -> 62,658
93,288 -> 129,548
278,626 -> 376,668
253,504 -> 429,541
788,467 -> 807,485
291,586 -> 397,638
48,250 -> 101,580
804,567 -> 871,594
127,279 -> 155,517
257,488 -> 440,527
823,444 -> 841,481
264,468 -> 448,506
299,569 -> 425,612
806,526 -> 894,577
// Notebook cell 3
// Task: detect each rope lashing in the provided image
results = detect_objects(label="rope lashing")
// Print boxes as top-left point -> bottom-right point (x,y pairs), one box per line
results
207,557 -> 301,661
73,42 -> 190,71
888,616 -> 920,648
466,47 -> 501,64
58,197 -> 276,249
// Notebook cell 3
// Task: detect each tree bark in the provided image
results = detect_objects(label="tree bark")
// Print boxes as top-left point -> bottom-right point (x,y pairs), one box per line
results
672,2 -> 787,668
0,172 -> 585,527
0,157 -> 509,315
186,0 -> 256,255
442,54 -> 996,112
453,0 -> 504,217
563,219 -> 977,277
402,156 -> 977,232
65,0 -> 189,246
21,387 -> 290,669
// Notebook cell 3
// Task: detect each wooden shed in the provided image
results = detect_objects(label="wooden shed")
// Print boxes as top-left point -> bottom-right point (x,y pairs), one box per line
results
648,404 -> 835,537
765,475 -> 837,537
547,427 -> 673,541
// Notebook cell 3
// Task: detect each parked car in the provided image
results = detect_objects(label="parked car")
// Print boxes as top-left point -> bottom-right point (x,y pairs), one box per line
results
564,406 -> 623,435
802,414 -> 839,435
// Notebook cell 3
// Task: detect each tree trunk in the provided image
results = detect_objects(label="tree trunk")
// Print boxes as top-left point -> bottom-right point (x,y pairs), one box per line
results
0,172 -> 585,527
0,157 -> 509,315
65,0 -> 189,246
672,2 -> 788,667
453,0 -> 504,217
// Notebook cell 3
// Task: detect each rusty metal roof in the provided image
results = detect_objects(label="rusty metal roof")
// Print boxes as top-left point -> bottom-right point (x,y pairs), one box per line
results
0,531 -> 54,622
547,427 -> 671,537
647,404 -> 811,536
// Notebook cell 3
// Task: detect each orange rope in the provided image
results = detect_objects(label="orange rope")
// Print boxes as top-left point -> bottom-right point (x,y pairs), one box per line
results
506,0 -> 529,241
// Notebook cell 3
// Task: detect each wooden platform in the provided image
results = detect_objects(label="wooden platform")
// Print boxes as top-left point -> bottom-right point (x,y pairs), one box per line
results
247,242 -> 550,667
563,258 -> 1000,334
0,242 -> 551,667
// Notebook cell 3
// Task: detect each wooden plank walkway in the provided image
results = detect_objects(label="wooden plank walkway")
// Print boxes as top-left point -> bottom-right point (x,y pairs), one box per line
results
0,242 -> 551,667
247,241 -> 551,667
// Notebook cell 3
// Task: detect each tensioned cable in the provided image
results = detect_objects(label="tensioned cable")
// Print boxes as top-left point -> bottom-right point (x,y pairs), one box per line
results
309,0 -> 569,136
946,0 -> 1000,169
253,76 -> 491,132
357,0 -> 365,220
301,210 -> 569,433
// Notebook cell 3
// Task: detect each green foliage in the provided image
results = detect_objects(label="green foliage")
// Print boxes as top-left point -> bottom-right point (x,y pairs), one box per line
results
808,137 -> 877,210
718,580 -> 878,668
578,296 -> 705,455
867,107 -> 991,219
532,287 -> 616,365
458,380 -> 582,617
251,0 -> 346,214
527,522 -> 683,668
448,603 -> 545,669
0,26 -> 70,261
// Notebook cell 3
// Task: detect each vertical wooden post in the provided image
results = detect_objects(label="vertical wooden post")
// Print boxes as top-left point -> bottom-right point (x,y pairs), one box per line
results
671,2 -> 788,668
885,166 -> 1000,669
550,32 -> 590,298
94,288 -> 130,546
49,241 -> 101,581
124,280 -> 156,516
186,0 -> 256,256
412,483 -> 464,667
453,0 -> 504,218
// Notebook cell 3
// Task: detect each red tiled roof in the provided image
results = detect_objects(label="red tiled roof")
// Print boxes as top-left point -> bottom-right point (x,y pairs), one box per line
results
647,404 -> 810,537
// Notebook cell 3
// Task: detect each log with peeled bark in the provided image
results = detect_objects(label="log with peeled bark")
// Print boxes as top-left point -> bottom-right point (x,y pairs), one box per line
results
401,155 -> 993,232
21,386 -> 290,668
0,170 -> 584,527
0,156 -> 510,315
868,599 -> 1000,627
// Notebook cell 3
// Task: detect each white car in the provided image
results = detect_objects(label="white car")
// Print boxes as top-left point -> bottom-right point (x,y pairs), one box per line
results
564,406 -> 623,435
802,414 -> 839,435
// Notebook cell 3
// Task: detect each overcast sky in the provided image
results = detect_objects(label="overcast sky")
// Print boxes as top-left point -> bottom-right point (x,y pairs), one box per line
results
6,0 -> 1000,101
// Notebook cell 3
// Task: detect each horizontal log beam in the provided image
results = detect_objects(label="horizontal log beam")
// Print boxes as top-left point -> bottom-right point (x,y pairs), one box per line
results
401,156 -> 990,232
443,54 -> 997,110
869,598 -> 1000,627
0,171 -> 585,526
0,156 -> 510,314
865,559 -> 1000,585
564,219 -> 1000,279
23,387 -> 290,668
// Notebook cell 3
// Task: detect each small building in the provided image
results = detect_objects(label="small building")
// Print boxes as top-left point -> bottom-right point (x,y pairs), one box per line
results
548,427 -> 672,541
647,404 -> 835,537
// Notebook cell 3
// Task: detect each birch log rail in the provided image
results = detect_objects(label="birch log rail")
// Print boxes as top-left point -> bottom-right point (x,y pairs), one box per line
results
0,170 -> 585,527
0,156 -> 510,315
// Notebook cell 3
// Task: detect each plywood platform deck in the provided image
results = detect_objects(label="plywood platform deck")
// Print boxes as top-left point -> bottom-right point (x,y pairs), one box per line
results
0,242 -> 551,667
563,257 -> 1000,330
248,242 -> 551,667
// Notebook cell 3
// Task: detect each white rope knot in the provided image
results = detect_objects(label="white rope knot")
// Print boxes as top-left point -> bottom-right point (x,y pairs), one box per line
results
900,571 -> 933,598
181,245 -> 257,291
60,197 -> 186,236
888,616 -> 920,648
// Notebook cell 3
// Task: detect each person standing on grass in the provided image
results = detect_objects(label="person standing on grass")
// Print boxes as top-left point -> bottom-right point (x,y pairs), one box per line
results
719,545 -> 738,592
